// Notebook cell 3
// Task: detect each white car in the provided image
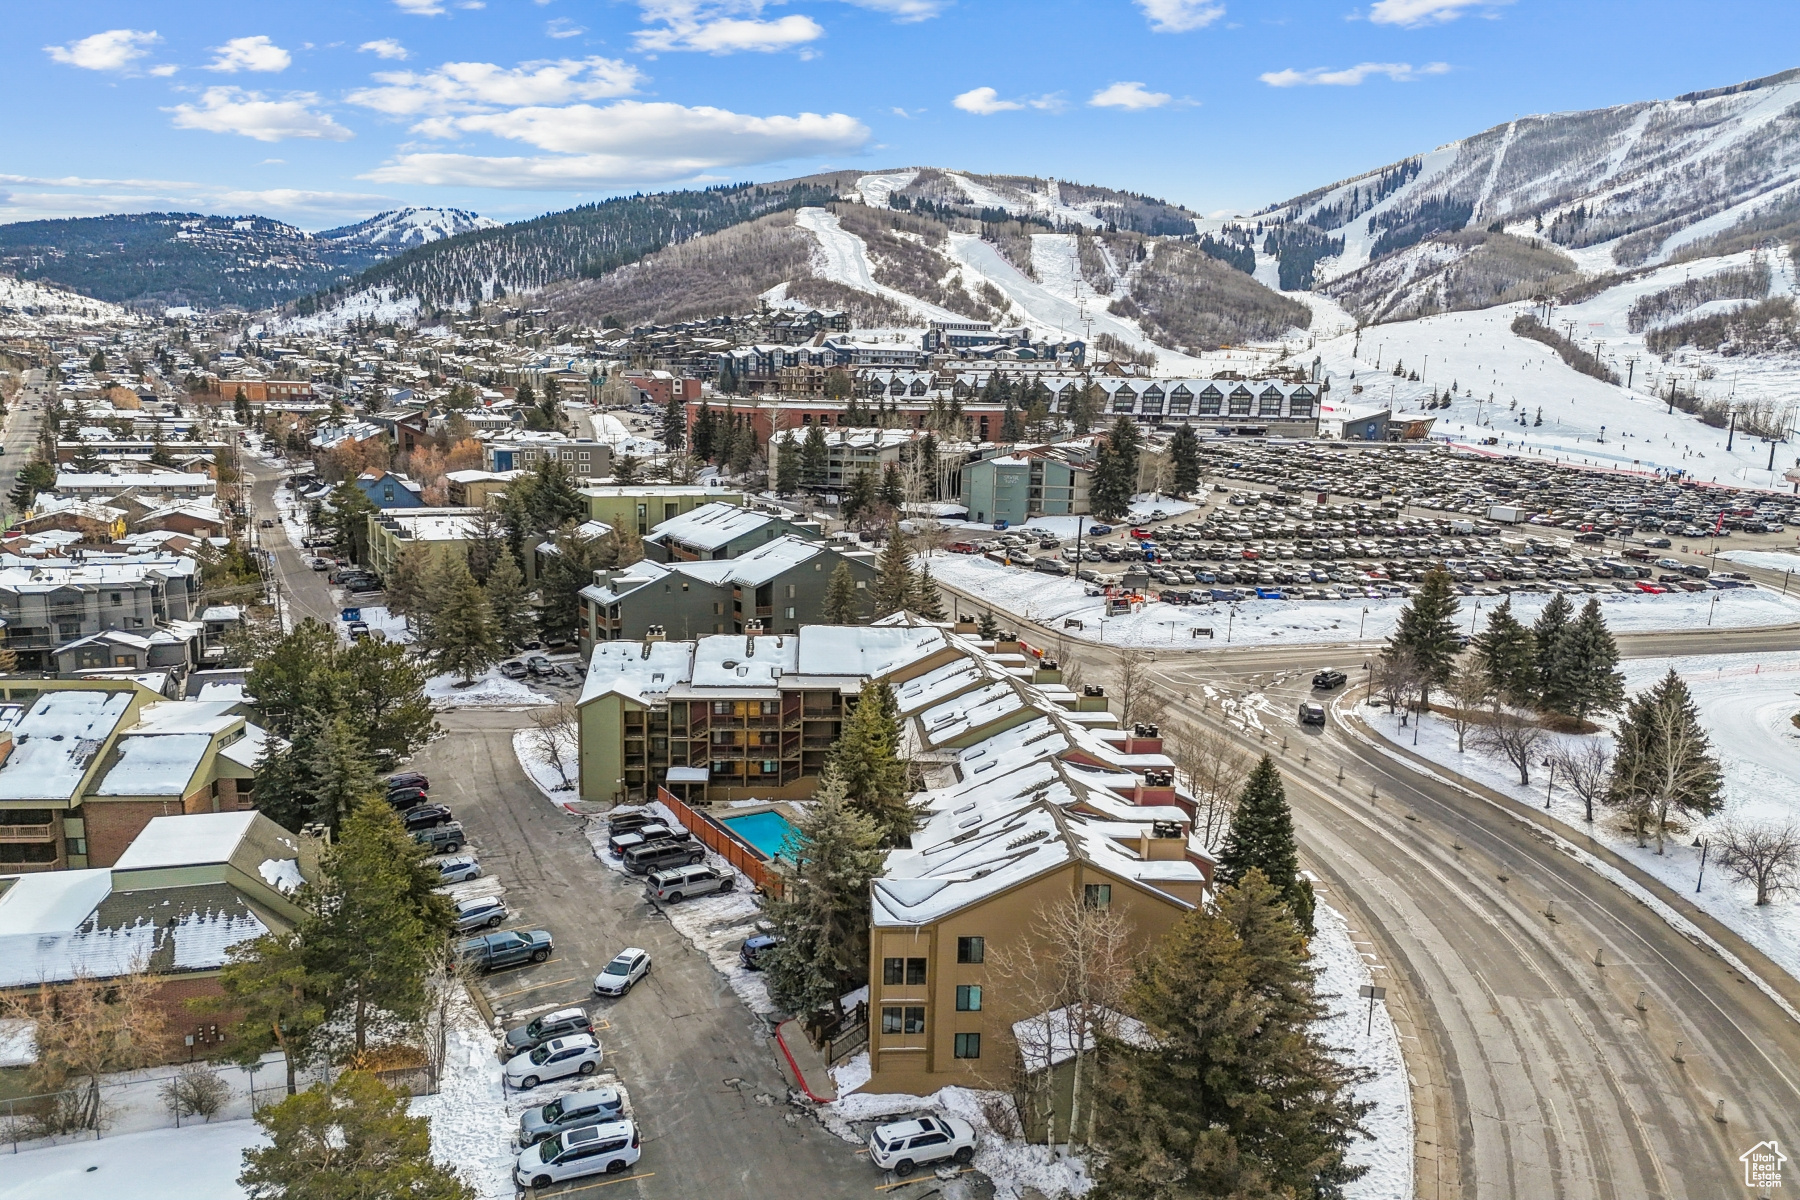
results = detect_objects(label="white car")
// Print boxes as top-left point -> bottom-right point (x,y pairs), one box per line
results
593,948 -> 651,997
866,1115 -> 977,1177
435,855 -> 481,885
504,1034 -> 603,1090
514,1119 -> 641,1189
451,895 -> 508,932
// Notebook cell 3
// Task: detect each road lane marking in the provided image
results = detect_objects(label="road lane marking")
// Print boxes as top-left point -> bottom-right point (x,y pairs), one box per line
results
490,975 -> 579,1000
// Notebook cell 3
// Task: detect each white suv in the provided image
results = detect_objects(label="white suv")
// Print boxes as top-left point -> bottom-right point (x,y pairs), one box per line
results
504,1034 -> 603,1090
515,1119 -> 641,1189
866,1115 -> 977,1177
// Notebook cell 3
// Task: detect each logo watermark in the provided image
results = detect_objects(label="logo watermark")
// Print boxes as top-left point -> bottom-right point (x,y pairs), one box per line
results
1741,1140 -> 1786,1190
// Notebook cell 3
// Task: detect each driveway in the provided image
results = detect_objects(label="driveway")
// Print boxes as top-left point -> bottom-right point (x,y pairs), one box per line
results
412,709 -> 880,1199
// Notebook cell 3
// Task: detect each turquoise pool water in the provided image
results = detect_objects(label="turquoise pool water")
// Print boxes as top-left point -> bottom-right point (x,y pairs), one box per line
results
722,810 -> 802,861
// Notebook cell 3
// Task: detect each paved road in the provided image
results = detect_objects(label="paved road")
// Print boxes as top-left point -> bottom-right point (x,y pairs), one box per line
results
0,374 -> 46,524
244,461 -> 343,627
413,710 -> 890,1200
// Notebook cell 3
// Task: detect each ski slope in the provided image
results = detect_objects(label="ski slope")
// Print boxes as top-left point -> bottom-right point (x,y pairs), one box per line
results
854,170 -> 918,209
793,206 -> 972,326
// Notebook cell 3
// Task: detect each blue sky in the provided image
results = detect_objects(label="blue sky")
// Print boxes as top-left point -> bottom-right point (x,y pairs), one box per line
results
6,0 -> 1796,229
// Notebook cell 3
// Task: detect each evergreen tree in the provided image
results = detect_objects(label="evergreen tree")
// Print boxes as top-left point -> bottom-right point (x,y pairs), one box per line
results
1106,415 -> 1142,491
339,637 -> 435,768
148,426 -> 175,468
977,610 -> 1000,639
537,520 -> 610,641
308,714 -> 382,832
1090,441 -> 1132,521
1092,870 -> 1371,1200
194,930 -> 326,1097
879,462 -> 906,511
1000,398 -> 1024,443
829,680 -> 914,846
1469,598 -> 1536,706
247,620 -> 345,740
869,521 -> 915,618
1070,383 -> 1100,434
728,425 -> 755,478
383,544 -> 434,632
660,396 -> 686,452
1214,756 -> 1314,934
800,424 -> 829,491
423,554 -> 499,683
1167,423 -> 1202,497
324,481 -> 378,565
481,549 -> 534,652
239,1071 -> 473,1200
822,562 -> 862,625
1606,669 -> 1723,853
8,458 -> 55,512
842,469 -> 876,525
775,434 -> 802,495
692,403 -> 717,461
612,454 -> 642,485
251,717 -> 326,832
911,561 -> 947,621
1386,568 -> 1460,705
301,799 -> 452,1056
757,765 -> 885,1018
1531,591 -> 1574,712
1557,599 -> 1626,722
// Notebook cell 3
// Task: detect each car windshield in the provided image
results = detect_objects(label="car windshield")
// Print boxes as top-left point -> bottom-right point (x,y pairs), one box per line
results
540,1099 -> 564,1122
528,1044 -> 553,1065
603,960 -> 630,975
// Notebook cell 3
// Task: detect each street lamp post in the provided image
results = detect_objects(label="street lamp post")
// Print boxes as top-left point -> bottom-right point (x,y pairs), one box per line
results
1359,606 -> 1369,639
1708,594 -> 1720,626
1695,838 -> 1709,892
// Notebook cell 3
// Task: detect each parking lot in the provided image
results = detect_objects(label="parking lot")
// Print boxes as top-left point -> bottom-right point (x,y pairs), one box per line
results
410,709 -> 891,1199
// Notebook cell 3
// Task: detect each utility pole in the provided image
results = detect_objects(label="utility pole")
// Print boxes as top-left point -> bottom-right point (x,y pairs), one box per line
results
1726,407 -> 1737,453
1624,356 -> 1637,390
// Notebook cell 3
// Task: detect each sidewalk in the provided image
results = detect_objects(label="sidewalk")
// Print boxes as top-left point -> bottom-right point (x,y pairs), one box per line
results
773,1019 -> 837,1102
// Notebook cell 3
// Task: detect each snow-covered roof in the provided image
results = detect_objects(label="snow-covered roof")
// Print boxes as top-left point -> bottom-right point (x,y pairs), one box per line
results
578,638 -> 694,706
0,689 -> 136,801
1013,1005 -> 1153,1073
688,634 -> 799,689
95,732 -> 213,796
648,502 -> 783,549
0,869 -> 113,934
112,811 -> 260,870
793,623 -> 948,679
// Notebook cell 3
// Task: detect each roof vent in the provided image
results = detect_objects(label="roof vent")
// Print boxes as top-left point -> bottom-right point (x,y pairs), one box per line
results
721,660 -> 737,670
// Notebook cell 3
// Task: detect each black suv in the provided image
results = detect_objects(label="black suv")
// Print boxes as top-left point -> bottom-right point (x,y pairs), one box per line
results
1311,670 -> 1347,690
402,804 -> 456,832
623,839 -> 706,875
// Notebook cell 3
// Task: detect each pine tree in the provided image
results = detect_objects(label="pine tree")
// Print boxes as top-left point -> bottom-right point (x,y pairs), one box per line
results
1214,755 -> 1314,934
843,469 -> 876,525
1092,870 -> 1371,1200
660,397 -> 686,452
537,520 -> 610,641
1386,567 -> 1460,704
424,554 -> 499,683
829,680 -> 914,846
308,714 -> 381,832
239,1070 -> 473,1200
911,561 -> 947,621
775,434 -> 802,495
1558,599 -> 1625,722
612,454 -> 641,485
728,426 -> 755,478
977,609 -> 1000,639
800,424 -> 829,491
300,799 -> 452,1056
822,561 -> 862,624
1470,598 -> 1536,706
481,549 -> 534,652
692,403 -> 717,461
1167,423 -> 1201,497
1606,669 -> 1723,853
757,765 -> 885,1018
869,521 -> 915,618
1106,415 -> 1142,492
196,930 -> 327,1096
523,459 -> 584,533
1090,441 -> 1131,521
1000,398 -> 1024,443
1531,591 -> 1574,712
383,544 -> 434,632
879,462 -> 906,511
340,636 -> 436,769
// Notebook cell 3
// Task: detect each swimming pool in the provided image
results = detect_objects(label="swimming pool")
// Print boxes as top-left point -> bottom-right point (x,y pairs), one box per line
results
721,810 -> 802,862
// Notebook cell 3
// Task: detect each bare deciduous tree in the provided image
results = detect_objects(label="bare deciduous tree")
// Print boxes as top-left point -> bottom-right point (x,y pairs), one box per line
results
1111,653 -> 1165,728
1372,649 -> 1420,715
1474,702 -> 1546,786
1,968 -> 171,1134
1550,740 -> 1612,824
1165,720 -> 1252,850
529,701 -> 579,790
1442,664 -> 1490,753
1717,822 -> 1800,906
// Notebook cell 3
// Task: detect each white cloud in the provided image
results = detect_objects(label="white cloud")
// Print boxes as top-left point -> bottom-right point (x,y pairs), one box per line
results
207,35 -> 292,73
359,39 -> 411,60
546,17 -> 586,38
1260,61 -> 1449,86
149,64 -> 181,77
166,87 -> 354,142
363,100 -> 868,188
1134,0 -> 1224,32
394,0 -> 446,13
45,29 -> 161,72
1089,81 -> 1172,109
635,5 -> 824,54
1369,0 -> 1505,25
348,56 -> 645,117
953,87 -> 1022,115
840,0 -> 949,20
0,172 -> 388,220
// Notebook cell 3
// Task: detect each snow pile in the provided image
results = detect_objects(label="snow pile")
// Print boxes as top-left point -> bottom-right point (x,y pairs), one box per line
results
511,727 -> 579,805
1354,649 -> 1800,984
579,810 -> 775,1015
0,1017 -> 36,1067
424,666 -> 552,708
409,989 -> 513,1200
342,604 -> 412,645
0,1119 -> 266,1200
257,858 -> 304,894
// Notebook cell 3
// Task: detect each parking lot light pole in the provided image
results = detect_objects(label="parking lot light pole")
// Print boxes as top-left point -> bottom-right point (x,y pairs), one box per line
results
1359,606 -> 1369,639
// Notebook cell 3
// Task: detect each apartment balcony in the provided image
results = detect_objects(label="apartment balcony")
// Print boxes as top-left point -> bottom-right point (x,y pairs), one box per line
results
0,824 -> 55,842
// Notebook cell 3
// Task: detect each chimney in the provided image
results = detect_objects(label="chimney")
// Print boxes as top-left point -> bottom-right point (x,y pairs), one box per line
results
642,624 -> 666,658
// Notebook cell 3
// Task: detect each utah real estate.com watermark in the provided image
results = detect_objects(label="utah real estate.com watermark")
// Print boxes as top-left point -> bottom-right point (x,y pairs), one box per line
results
1740,1140 -> 1786,1190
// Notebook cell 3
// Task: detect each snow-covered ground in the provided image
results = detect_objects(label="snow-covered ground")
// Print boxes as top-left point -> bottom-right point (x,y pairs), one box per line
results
930,553 -> 1800,649
425,665 -> 553,708
794,207 -> 969,326
275,286 -> 423,335
512,726 -> 579,806
1719,548 -> 1800,573
1353,649 -> 1800,985
579,804 -> 775,1015
0,1119 -> 266,1200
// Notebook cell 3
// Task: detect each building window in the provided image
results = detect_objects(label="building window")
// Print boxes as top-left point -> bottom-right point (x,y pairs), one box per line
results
882,1006 -> 928,1036
712,701 -> 732,715
881,1006 -> 902,1034
906,957 -> 927,985
956,936 -> 984,964
904,1006 -> 926,1034
1083,884 -> 1112,909
883,957 -> 904,986
760,760 -> 778,774
785,607 -> 796,619
109,593 -> 122,606
954,1033 -> 981,1059
955,985 -> 982,1012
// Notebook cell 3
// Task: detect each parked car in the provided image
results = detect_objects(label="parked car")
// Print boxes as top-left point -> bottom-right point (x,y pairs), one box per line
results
504,1034 -> 602,1090
623,839 -> 706,875
740,933 -> 781,970
1311,669 -> 1347,690
385,772 -> 429,792
866,1116 -> 977,1177
647,865 -> 733,902
452,895 -> 508,932
435,855 -> 482,885
607,820 -> 684,856
499,660 -> 529,680
605,810 -> 657,836
402,804 -> 456,832
592,948 -> 651,996
514,1119 -> 640,1189
386,787 -> 430,811
412,822 -> 465,854
527,655 -> 555,676
503,1007 -> 593,1059
460,929 -> 553,973
517,1085 -> 625,1148
1298,702 -> 1327,727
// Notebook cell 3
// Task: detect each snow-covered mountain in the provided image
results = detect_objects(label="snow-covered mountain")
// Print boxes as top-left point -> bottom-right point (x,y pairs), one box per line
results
320,207 -> 500,250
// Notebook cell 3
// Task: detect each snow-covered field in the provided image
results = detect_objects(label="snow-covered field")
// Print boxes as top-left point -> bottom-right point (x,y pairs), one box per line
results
0,1119 -> 266,1200
930,552 -> 1800,649
794,207 -> 968,326
512,726 -> 579,806
1354,650 -> 1800,985
1719,548 -> 1800,573
425,665 -> 553,708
